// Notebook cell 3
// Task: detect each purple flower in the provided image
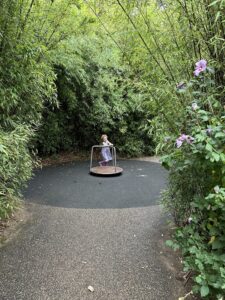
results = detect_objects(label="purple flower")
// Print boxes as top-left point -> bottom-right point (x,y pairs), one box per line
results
176,139 -> 183,148
179,134 -> 188,141
192,103 -> 199,110
196,59 -> 207,70
176,134 -> 194,148
176,134 -> 187,148
194,69 -> 201,76
194,59 -> 207,76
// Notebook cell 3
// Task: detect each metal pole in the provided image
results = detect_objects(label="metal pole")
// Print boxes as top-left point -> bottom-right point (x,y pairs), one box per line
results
114,147 -> 117,172
89,145 -> 118,173
111,145 -> 114,168
90,146 -> 94,172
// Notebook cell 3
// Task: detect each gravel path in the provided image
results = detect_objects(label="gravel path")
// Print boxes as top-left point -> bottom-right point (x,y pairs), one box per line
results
0,160 -> 185,300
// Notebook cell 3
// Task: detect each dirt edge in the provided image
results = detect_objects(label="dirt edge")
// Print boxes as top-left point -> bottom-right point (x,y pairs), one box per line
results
0,202 -> 31,248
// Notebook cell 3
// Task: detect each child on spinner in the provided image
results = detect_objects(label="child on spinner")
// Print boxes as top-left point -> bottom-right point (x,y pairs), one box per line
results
99,134 -> 113,166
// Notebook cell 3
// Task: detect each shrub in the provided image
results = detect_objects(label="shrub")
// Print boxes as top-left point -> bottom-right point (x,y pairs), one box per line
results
162,62 -> 225,299
0,126 -> 34,219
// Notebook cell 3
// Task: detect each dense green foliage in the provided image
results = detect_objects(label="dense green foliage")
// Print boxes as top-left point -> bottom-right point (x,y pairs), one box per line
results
0,0 -> 80,218
0,126 -> 34,219
36,36 -> 153,155
163,66 -> 225,298
0,0 -> 224,298
150,1 -> 224,298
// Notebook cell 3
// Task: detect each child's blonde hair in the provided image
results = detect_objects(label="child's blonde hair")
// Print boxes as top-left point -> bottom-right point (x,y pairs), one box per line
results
101,134 -> 107,141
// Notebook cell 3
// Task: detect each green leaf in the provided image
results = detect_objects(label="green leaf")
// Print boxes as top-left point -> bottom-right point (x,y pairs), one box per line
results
212,240 -> 224,250
215,132 -> 225,138
206,143 -> 213,152
195,275 -> 204,284
0,144 -> 7,154
212,152 -> 220,162
208,0 -> 221,7
208,236 -> 216,244
200,285 -> 209,297
215,11 -> 221,22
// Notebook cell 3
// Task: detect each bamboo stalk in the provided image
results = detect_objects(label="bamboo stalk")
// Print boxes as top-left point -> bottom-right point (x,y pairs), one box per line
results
84,0 -> 126,57
116,0 -> 170,80
139,8 -> 176,81
18,0 -> 36,39
0,1 -> 16,52
36,0 -> 55,42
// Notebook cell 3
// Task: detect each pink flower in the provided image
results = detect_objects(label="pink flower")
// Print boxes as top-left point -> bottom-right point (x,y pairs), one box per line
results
194,59 -> 207,76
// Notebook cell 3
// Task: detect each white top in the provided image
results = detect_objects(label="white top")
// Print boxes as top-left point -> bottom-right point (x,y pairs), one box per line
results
103,141 -> 112,146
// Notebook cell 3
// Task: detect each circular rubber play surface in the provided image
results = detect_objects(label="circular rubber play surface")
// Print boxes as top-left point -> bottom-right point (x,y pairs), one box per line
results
90,166 -> 123,176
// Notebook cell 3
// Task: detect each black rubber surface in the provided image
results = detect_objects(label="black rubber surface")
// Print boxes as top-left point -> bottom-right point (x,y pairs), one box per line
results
23,160 -> 167,209
0,160 -> 184,300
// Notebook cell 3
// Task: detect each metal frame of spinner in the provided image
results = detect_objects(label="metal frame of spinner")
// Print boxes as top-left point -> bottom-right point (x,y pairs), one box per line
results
89,145 -> 123,176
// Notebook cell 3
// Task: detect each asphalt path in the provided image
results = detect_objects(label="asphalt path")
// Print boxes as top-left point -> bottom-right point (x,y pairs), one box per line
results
0,160 -> 184,300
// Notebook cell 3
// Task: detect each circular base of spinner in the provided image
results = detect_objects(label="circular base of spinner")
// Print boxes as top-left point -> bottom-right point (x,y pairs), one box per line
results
90,166 -> 123,176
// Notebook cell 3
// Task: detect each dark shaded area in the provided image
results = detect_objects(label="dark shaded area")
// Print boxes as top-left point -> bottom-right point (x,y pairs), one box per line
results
35,59 -> 155,157
23,160 -> 167,209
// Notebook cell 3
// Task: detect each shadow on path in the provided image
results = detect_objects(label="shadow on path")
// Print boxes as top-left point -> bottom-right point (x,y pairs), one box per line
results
23,160 -> 167,209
